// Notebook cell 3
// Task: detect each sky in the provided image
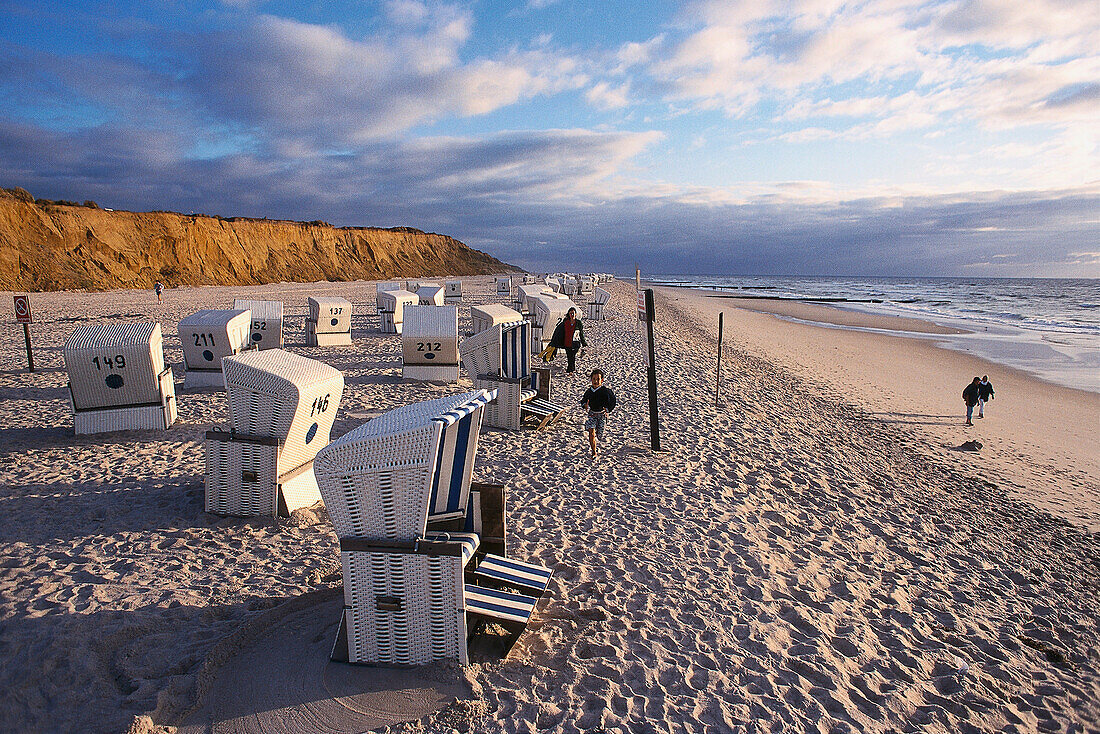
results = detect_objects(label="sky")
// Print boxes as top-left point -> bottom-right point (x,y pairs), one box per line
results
1,0 -> 1097,276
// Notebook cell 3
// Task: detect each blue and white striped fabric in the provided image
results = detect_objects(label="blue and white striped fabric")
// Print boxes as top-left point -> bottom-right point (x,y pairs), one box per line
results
428,390 -> 495,518
501,321 -> 530,380
475,554 -> 553,594
464,584 -> 537,625
422,531 -> 480,565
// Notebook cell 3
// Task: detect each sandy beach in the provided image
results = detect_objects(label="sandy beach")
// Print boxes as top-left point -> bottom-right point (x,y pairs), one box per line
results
2,277 -> 1099,733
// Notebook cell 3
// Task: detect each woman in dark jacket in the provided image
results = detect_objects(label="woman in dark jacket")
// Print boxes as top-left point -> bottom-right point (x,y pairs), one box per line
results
549,307 -> 586,373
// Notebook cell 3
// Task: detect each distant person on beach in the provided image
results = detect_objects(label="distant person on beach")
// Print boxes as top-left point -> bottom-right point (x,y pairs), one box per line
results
977,376 -> 995,418
963,377 -> 981,426
154,282 -> 164,302
580,368 -> 616,457
550,307 -> 587,373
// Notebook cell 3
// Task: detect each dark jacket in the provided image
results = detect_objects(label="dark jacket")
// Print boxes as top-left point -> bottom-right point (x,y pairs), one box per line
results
963,382 -> 980,406
581,385 -> 616,413
549,317 -> 586,349
978,381 -> 994,401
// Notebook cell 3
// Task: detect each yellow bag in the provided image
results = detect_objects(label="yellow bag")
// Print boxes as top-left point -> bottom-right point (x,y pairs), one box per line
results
539,345 -> 557,362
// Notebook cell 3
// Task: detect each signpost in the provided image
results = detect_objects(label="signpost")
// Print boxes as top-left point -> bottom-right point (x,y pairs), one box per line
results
638,288 -> 661,451
716,312 -> 724,405
13,295 -> 34,372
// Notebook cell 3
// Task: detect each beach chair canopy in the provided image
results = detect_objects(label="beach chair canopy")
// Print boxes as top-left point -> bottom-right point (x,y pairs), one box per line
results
308,297 -> 352,334
445,281 -> 462,300
375,281 -> 401,309
530,295 -> 578,332
592,287 -> 611,305
178,309 -> 252,370
64,322 -> 167,411
233,298 -> 284,349
470,304 -> 522,334
417,284 -> 445,306
222,349 -> 345,470
314,389 -> 496,540
377,289 -> 418,319
495,276 -> 512,295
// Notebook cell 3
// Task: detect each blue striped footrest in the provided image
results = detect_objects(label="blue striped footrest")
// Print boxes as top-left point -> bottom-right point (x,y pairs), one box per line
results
520,388 -> 538,402
465,584 -> 538,626
475,554 -> 554,594
522,398 -> 565,418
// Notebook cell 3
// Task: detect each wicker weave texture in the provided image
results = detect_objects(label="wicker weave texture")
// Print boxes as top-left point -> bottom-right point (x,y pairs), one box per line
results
64,322 -> 166,411
444,281 -> 462,303
341,551 -> 466,665
375,282 -> 402,309
402,306 -> 459,371
417,285 -> 445,306
315,391 -> 488,538
222,349 -> 345,472
515,285 -> 558,314
474,376 -> 523,430
377,290 -> 418,325
234,299 -> 285,349
307,297 -> 352,334
205,439 -> 278,516
178,309 -> 251,370
73,403 -> 169,434
459,325 -> 502,380
469,304 -> 521,334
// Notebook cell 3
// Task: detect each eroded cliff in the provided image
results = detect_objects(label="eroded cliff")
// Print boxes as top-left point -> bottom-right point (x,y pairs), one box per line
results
0,187 -> 515,292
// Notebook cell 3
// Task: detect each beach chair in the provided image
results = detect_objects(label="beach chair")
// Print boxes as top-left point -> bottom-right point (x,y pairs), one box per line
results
179,309 -> 252,389
314,390 -> 554,666
544,276 -> 561,293
378,289 -> 419,334
402,305 -> 459,382
577,276 -> 595,302
234,299 -> 284,350
470,304 -> 522,335
63,322 -> 177,434
529,295 -> 579,354
405,280 -> 420,294
205,349 -> 344,517
588,287 -> 611,321
417,284 -> 445,306
444,280 -> 462,304
495,276 -> 512,300
513,284 -> 556,315
460,321 -> 566,431
376,282 -> 401,311
306,297 -> 353,346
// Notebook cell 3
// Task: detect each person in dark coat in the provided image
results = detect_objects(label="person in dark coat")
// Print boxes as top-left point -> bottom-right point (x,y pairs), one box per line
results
963,376 -> 981,426
549,307 -> 587,373
977,376 -> 995,418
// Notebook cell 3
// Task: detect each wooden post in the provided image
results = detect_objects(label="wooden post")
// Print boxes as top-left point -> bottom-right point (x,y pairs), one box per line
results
23,323 -> 34,372
640,288 -> 661,451
715,312 -> 723,405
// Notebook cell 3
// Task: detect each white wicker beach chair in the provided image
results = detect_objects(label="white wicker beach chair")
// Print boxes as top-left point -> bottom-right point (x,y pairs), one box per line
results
376,282 -> 401,311
402,305 -> 459,382
444,280 -> 462,304
588,287 -> 611,321
234,299 -> 284,350
314,390 -> 553,666
378,289 -> 419,334
577,276 -> 595,301
179,309 -> 252,389
529,295 -> 579,354
205,349 -> 345,517
63,322 -> 177,434
495,276 -> 512,299
470,304 -> 522,335
417,284 -> 445,306
544,276 -> 561,293
514,284 -> 559,315
460,321 -> 566,431
522,274 -> 539,285
405,280 -> 420,294
306,297 -> 353,346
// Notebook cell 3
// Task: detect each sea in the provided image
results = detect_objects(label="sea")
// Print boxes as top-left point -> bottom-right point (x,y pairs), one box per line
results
647,276 -> 1100,394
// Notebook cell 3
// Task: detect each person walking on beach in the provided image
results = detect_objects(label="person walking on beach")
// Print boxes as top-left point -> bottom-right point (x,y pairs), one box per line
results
550,307 -> 587,373
963,377 -> 981,426
580,368 -> 616,457
154,281 -> 164,302
977,376 -> 995,418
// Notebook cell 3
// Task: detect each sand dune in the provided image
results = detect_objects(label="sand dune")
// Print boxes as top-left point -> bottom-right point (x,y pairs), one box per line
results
1,278 -> 1097,733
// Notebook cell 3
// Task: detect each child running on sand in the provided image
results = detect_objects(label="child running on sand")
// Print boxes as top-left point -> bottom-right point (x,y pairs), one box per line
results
580,368 -> 616,457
